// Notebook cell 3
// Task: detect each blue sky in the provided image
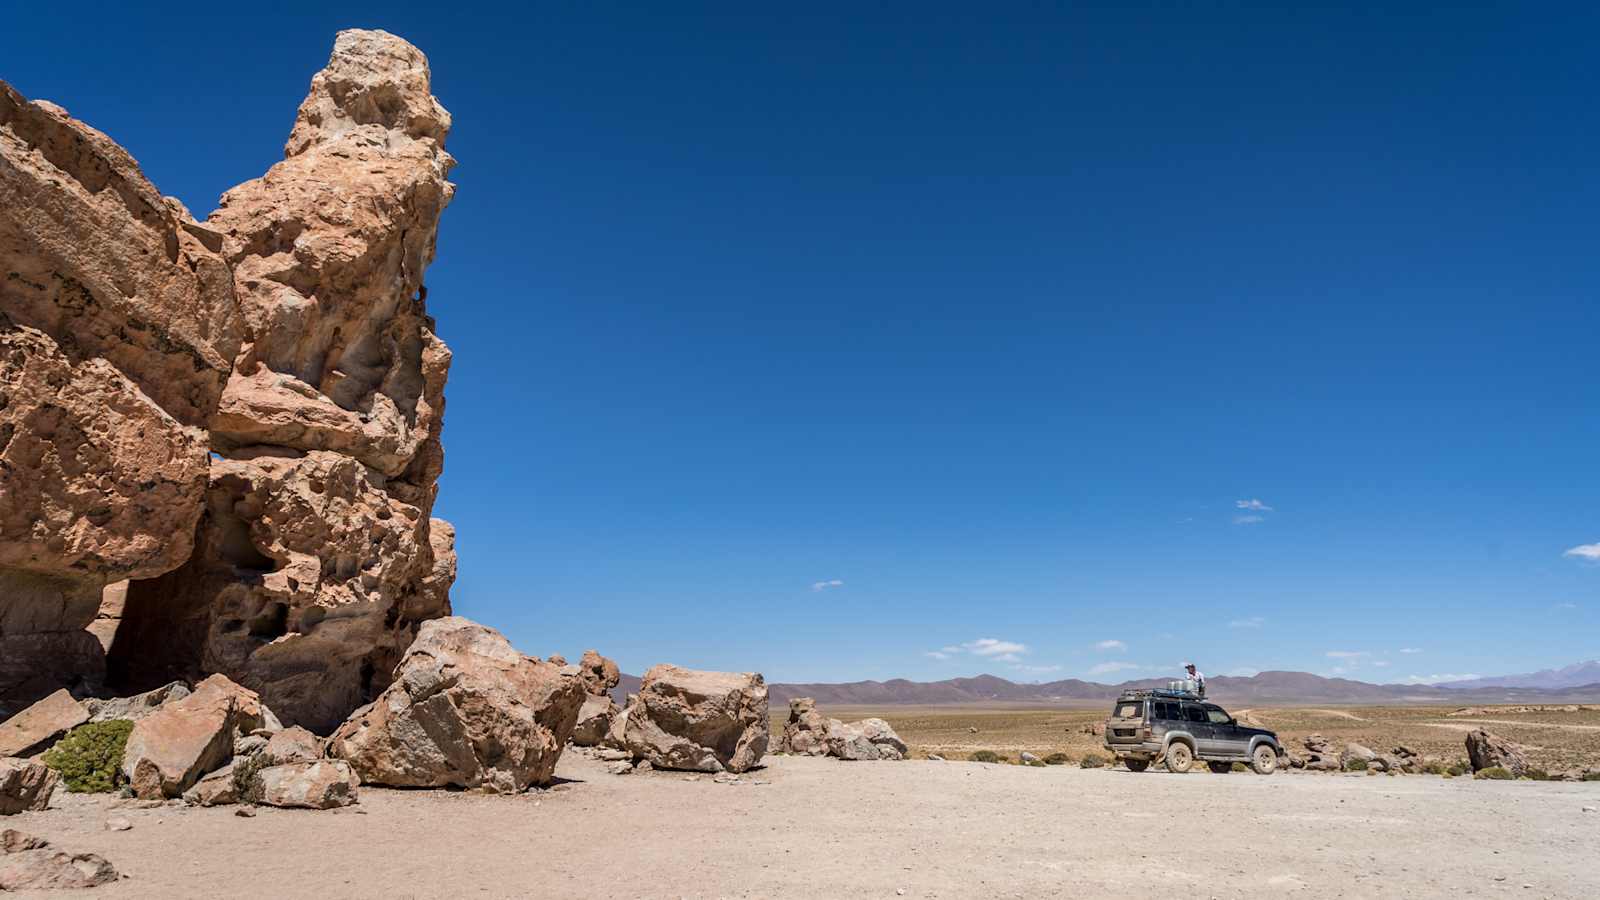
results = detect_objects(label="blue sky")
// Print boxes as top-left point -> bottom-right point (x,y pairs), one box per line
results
7,2 -> 1596,684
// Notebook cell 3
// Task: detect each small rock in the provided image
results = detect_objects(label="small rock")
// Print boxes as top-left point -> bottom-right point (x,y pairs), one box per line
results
927,754 -> 945,761
1020,752 -> 1041,764
104,818 -> 132,832
234,807 -> 255,818
967,727 -> 978,734
605,761 -> 633,775
634,760 -> 653,773
1582,805 -> 1596,813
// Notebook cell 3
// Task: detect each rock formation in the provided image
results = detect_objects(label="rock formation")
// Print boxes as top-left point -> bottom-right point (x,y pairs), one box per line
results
776,698 -> 906,761
0,760 -> 58,815
0,80 -> 242,715
74,29 -> 458,732
571,694 -> 621,747
622,665 -> 768,773
120,674 -> 274,799
1465,729 -> 1530,777
328,618 -> 586,792
0,830 -> 118,891
0,689 -> 86,758
776,697 -> 832,756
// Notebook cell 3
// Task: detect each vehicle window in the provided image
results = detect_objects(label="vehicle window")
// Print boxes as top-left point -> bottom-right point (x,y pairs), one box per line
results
1184,705 -> 1208,723
1205,706 -> 1231,725
1153,701 -> 1177,720
1112,701 -> 1143,719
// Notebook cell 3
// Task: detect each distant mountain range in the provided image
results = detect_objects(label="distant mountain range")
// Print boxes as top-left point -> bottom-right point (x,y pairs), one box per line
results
1438,660 -> 1600,690
611,665 -> 1600,707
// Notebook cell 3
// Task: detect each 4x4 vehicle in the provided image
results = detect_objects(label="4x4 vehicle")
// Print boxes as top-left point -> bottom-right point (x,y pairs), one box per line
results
1103,687 -> 1284,774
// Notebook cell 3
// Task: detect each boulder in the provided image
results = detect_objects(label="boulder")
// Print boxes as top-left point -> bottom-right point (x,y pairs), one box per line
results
825,718 -> 908,762
102,29 -> 458,734
257,726 -> 322,766
120,674 -> 269,799
328,617 -> 586,792
777,698 -> 832,756
578,650 -> 621,696
245,760 -> 359,809
82,681 -> 191,724
182,763 -> 240,808
623,665 -> 768,773
0,79 -> 241,713
0,759 -> 58,815
1465,729 -> 1530,777
603,696 -> 634,750
571,695 -> 619,747
0,689 -> 87,758
1341,742 -> 1378,767
0,830 -> 118,891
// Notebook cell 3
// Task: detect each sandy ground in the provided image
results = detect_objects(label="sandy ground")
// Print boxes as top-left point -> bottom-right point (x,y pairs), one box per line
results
5,753 -> 1597,899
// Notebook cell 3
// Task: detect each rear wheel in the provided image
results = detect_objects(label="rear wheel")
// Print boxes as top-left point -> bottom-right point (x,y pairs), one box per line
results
1251,744 -> 1279,775
1124,757 -> 1151,772
1164,742 -> 1194,773
1207,761 -> 1232,774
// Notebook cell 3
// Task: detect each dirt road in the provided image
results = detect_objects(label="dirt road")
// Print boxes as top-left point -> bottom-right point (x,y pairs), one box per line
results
7,754 -> 1597,899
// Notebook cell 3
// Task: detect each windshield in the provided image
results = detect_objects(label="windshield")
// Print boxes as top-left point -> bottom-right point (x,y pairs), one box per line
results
1112,701 -> 1142,719
1205,706 -> 1232,724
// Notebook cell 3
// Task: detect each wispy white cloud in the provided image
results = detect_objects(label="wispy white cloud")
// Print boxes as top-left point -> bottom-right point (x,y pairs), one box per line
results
965,638 -> 1027,658
1011,663 -> 1063,675
1325,650 -> 1370,660
810,579 -> 844,592
1228,616 -> 1266,629
1235,499 -> 1274,512
1089,661 -> 1142,676
924,651 -> 951,661
1402,673 -> 1480,685
1563,543 -> 1600,561
1399,647 -> 1422,654
1233,515 -> 1266,525
1094,639 -> 1127,651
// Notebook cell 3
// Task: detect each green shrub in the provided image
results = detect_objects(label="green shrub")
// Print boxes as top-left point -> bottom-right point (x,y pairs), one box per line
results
1043,752 -> 1073,766
968,749 -> 1002,764
1446,762 -> 1469,777
42,720 -> 133,793
1231,762 -> 1250,772
1582,772 -> 1600,782
1474,766 -> 1513,780
1345,758 -> 1368,772
1421,761 -> 1447,775
1079,753 -> 1108,769
1524,769 -> 1551,782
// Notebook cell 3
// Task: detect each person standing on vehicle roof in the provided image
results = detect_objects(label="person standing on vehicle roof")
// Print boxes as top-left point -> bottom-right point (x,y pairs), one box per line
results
1183,662 -> 1206,697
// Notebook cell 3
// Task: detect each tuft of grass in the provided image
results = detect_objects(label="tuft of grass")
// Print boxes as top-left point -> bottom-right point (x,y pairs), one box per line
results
1043,752 -> 1073,766
1582,772 -> 1600,782
1523,769 -> 1551,782
1421,761 -> 1447,775
1446,762 -> 1469,777
42,720 -> 133,793
1345,758 -> 1368,772
1231,762 -> 1250,773
968,749 -> 1003,764
1079,753 -> 1109,769
1474,766 -> 1514,780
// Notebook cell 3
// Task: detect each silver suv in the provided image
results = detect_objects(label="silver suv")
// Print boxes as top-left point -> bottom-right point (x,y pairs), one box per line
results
1103,688 -> 1283,774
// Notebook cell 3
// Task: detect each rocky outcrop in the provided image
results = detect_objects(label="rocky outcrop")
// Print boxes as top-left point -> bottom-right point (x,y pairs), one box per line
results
100,30 -> 459,731
579,650 -> 621,697
0,689 -> 86,758
245,760 -> 359,809
824,718 -> 907,761
120,674 -> 272,799
1296,734 -> 1340,771
328,617 -> 585,792
0,759 -> 58,815
0,80 -> 241,714
0,830 -> 118,890
82,681 -> 190,724
1465,729 -> 1530,777
777,698 -> 832,756
571,694 -> 620,747
623,665 -> 768,774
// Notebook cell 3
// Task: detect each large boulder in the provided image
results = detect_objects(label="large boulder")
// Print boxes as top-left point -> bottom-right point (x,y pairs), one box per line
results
101,29 -> 458,734
0,830 -> 118,891
777,698 -> 831,756
328,617 -> 586,792
82,681 -> 191,724
0,80 -> 241,713
0,759 -> 58,815
0,689 -> 87,758
119,674 -> 270,799
245,760 -> 359,809
824,718 -> 907,761
571,694 -> 619,747
623,665 -> 768,774
578,650 -> 621,696
1465,729 -> 1530,777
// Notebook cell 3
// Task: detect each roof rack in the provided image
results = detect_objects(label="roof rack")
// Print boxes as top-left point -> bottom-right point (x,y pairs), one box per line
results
1117,687 -> 1202,701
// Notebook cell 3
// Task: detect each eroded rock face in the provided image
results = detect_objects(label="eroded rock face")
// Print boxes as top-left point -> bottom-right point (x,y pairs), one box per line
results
824,718 -> 907,762
0,689 -> 86,758
0,759 -> 58,815
328,617 -> 586,792
623,665 -> 768,774
0,81 -> 242,713
0,830 -> 118,890
111,450 -> 452,733
578,650 -> 620,697
246,760 -> 359,809
777,697 -> 831,756
571,694 -> 619,747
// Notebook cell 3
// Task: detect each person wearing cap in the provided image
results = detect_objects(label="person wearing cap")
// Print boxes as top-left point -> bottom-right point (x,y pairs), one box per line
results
1184,662 -> 1206,697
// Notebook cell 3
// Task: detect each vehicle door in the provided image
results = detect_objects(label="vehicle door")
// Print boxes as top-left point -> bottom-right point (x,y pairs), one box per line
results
1203,704 -> 1243,756
1181,702 -> 1215,754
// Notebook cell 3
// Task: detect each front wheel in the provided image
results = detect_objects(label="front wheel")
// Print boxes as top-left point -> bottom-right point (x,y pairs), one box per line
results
1124,757 -> 1150,772
1207,761 -> 1232,774
1165,742 -> 1194,773
1251,744 -> 1279,775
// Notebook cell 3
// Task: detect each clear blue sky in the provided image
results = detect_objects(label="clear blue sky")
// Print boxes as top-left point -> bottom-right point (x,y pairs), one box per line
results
7,2 -> 1596,685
